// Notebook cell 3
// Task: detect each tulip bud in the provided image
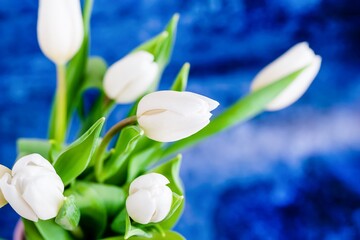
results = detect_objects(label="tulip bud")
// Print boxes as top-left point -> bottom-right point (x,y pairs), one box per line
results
126,173 -> 172,224
37,0 -> 84,65
103,51 -> 159,104
137,91 -> 219,142
0,154 -> 65,222
251,42 -> 321,111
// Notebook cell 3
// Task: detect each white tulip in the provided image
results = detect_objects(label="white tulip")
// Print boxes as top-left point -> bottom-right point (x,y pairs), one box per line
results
126,173 -> 172,224
37,0 -> 84,65
137,91 -> 219,142
0,154 -> 65,222
103,51 -> 159,104
251,42 -> 322,111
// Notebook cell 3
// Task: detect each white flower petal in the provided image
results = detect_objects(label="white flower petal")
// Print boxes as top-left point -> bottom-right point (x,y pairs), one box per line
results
266,55 -> 322,111
251,42 -> 315,91
103,51 -> 158,103
126,189 -> 156,224
137,91 -> 210,117
151,186 -> 173,222
12,154 -> 55,175
0,173 -> 38,221
129,173 -> 170,195
22,176 -> 65,220
0,165 -> 11,208
37,0 -> 83,64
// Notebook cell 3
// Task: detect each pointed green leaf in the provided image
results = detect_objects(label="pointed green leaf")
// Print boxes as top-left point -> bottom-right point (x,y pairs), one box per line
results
111,208 -> 127,234
162,67 -> 307,157
171,63 -> 189,92
35,220 -> 73,240
53,118 -> 105,185
96,126 -> 142,182
55,195 -> 80,231
156,14 -> 179,66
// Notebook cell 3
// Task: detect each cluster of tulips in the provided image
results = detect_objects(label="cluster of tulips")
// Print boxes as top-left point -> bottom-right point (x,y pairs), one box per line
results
0,0 -> 321,239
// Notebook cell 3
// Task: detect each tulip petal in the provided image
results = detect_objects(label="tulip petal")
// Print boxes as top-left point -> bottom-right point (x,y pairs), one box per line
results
22,175 -> 65,220
184,92 -> 219,111
37,0 -> 84,64
104,51 -> 158,103
12,154 -> 55,175
126,189 -> 156,224
151,186 -> 173,222
251,42 -> 316,91
138,108 -> 211,142
0,173 -> 38,221
266,56 -> 322,111
0,165 -> 11,208
129,173 -> 170,195
137,91 -> 211,117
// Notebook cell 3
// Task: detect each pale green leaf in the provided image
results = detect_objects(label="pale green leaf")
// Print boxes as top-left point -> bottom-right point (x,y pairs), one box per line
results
53,118 -> 104,185
171,63 -> 189,92
55,195 -> 80,231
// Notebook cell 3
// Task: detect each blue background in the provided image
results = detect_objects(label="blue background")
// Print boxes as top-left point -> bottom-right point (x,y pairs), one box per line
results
1,0 -> 360,239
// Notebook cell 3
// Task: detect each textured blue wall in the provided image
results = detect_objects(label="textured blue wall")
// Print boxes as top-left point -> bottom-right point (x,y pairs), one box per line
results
0,0 -> 360,239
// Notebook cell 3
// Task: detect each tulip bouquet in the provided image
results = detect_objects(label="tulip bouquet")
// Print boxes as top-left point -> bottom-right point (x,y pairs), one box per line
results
0,0 -> 321,239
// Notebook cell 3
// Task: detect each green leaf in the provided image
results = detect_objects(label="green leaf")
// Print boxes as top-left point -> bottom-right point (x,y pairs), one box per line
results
151,155 -> 184,229
23,219 -> 43,240
96,126 -> 142,182
111,208 -> 127,234
65,182 -> 107,239
35,220 -> 73,240
87,182 -> 126,216
162,67 -> 307,157
125,214 -> 151,239
55,195 -> 80,231
171,63 -> 189,92
126,143 -> 163,183
17,138 -> 52,160
53,118 -> 105,185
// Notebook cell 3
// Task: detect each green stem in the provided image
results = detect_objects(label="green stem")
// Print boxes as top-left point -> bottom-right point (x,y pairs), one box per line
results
54,64 -> 67,143
94,116 -> 137,181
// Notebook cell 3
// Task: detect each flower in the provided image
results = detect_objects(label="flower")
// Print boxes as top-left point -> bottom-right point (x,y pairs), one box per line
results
37,0 -> 84,65
0,154 -> 65,222
103,51 -> 159,104
250,42 -> 322,111
126,173 -> 173,224
136,90 -> 219,142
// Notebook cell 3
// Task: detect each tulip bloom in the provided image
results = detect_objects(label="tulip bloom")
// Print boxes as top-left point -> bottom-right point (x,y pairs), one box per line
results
37,0 -> 84,65
126,173 -> 172,224
103,51 -> 159,104
136,91 -> 219,142
0,154 -> 65,222
251,42 -> 321,111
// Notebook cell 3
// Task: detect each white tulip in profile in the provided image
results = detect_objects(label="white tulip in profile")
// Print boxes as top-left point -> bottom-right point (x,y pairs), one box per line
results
103,51 -> 159,104
0,154 -> 65,222
37,0 -> 84,65
136,90 -> 219,142
126,173 -> 172,224
251,42 -> 322,111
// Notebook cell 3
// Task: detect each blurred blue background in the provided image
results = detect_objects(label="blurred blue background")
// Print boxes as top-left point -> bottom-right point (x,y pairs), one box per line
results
1,0 -> 360,239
